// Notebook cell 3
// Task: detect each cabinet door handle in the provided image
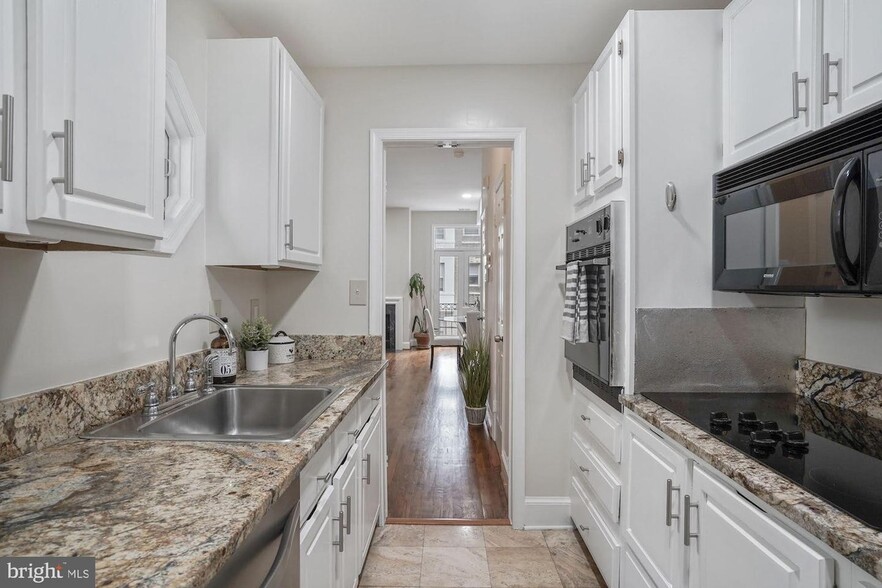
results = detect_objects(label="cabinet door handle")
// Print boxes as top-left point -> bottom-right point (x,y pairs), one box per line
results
362,453 -> 372,484
823,53 -> 841,105
580,414 -> 591,422
284,219 -> 294,250
332,510 -> 345,552
579,158 -> 586,187
342,495 -> 352,534
579,466 -> 590,474
666,479 -> 680,527
791,72 -> 808,120
587,153 -> 596,181
0,95 -> 13,182
683,494 -> 699,546
579,524 -> 589,532
51,119 -> 74,194
317,472 -> 332,484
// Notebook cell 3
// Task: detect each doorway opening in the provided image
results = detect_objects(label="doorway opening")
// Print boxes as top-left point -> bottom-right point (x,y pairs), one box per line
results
370,129 -> 524,527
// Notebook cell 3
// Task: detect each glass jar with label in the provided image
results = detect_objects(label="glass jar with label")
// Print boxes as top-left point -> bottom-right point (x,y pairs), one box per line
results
210,317 -> 237,384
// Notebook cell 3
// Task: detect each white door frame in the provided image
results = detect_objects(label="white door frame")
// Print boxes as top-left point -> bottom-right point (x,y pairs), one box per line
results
369,127 -> 527,528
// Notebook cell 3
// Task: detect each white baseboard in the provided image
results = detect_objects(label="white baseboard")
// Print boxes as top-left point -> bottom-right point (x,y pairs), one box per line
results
522,496 -> 572,530
401,341 -> 411,350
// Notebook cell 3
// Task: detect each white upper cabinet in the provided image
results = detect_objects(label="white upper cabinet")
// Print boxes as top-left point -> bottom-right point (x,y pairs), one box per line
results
821,0 -> 882,124
0,0 -> 27,235
723,0 -> 819,166
27,0 -> 166,238
687,465 -> 833,588
592,29 -> 624,194
572,79 -> 591,204
206,38 -> 324,270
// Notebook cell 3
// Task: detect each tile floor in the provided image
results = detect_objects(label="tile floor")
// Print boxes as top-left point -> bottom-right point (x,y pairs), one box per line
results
359,524 -> 606,588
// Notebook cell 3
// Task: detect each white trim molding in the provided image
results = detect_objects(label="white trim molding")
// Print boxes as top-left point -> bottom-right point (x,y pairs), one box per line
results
369,127 -> 528,529
522,496 -> 573,530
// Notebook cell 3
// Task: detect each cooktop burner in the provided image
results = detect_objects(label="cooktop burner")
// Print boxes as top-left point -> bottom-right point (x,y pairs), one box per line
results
642,392 -> 882,530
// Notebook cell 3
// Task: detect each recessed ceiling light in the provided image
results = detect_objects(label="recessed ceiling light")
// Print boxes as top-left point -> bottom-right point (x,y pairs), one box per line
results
462,193 -> 472,199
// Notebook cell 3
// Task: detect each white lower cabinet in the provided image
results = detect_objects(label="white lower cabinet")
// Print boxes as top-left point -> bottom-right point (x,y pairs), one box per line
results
358,408 -> 383,564
335,445 -> 361,588
687,465 -> 833,588
572,476 -> 621,588
622,543 -> 658,588
300,485 -> 337,588
622,415 -> 687,588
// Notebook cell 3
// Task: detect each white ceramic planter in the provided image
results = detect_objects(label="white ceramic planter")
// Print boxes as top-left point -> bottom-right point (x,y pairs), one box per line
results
465,406 -> 487,427
245,349 -> 269,371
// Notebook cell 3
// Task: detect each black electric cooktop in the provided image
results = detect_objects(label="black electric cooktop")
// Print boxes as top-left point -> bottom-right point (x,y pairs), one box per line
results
642,392 -> 882,530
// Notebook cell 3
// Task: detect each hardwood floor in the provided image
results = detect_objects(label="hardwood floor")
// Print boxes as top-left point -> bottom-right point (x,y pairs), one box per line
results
385,348 -> 509,521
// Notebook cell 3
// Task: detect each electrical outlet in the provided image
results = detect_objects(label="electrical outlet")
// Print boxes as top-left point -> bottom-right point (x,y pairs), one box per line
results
349,280 -> 368,306
250,299 -> 261,321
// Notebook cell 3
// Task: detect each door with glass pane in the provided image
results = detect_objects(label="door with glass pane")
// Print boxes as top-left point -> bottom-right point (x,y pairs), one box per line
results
432,225 -> 481,336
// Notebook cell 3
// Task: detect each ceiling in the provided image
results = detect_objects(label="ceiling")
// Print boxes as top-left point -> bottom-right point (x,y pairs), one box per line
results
385,147 -> 483,212
208,0 -> 731,68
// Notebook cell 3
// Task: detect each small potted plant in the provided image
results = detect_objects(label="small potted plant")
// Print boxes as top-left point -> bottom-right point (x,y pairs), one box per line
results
458,335 -> 491,426
409,273 -> 430,349
240,317 -> 272,371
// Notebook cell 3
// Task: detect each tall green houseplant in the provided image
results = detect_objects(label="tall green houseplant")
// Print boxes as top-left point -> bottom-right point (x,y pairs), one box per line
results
458,335 -> 491,426
409,273 -> 430,348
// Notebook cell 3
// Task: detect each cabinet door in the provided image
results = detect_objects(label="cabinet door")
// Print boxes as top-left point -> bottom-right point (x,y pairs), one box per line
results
0,0 -> 26,235
622,544 -> 658,588
334,445 -> 361,588
301,485 -> 338,588
723,0 -> 819,166
27,0 -> 166,238
822,0 -> 882,124
592,29 -> 623,194
687,465 -> 833,588
278,50 -> 323,267
573,81 -> 590,204
622,416 -> 686,588
358,412 -> 383,565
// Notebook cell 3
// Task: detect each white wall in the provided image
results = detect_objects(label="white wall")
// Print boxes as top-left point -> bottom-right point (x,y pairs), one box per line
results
0,0 -> 267,399
268,64 -> 586,498
385,206 -> 411,307
805,298 -> 882,374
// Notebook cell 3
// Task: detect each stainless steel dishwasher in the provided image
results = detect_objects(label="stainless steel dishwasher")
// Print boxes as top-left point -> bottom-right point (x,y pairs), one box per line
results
207,477 -> 300,588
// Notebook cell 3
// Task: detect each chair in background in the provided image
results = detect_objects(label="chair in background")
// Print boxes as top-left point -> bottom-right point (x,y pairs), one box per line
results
465,310 -> 482,345
424,308 -> 463,370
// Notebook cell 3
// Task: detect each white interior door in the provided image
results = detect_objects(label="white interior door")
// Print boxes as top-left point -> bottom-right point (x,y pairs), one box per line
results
0,0 -> 26,234
822,0 -> 882,124
592,29 -> 623,194
28,0 -> 166,238
723,0 -> 818,166
279,50 -> 323,266
491,169 -> 510,474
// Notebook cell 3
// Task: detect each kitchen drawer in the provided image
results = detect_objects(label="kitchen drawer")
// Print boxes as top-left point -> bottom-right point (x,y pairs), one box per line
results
359,373 -> 384,425
573,390 -> 622,463
300,434 -> 335,524
572,435 -> 621,522
333,405 -> 361,468
572,476 -> 621,588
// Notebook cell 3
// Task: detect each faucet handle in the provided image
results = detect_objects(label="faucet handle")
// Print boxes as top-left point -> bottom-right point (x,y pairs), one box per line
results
183,367 -> 199,394
137,381 -> 160,416
202,355 -> 219,395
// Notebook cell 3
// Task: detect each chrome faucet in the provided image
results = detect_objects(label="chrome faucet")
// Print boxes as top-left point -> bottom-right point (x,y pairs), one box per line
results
168,314 -> 237,400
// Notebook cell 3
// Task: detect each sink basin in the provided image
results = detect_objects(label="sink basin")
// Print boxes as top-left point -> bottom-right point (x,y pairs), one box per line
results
82,385 -> 344,442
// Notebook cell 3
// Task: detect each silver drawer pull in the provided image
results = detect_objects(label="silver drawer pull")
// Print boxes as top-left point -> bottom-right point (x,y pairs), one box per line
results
580,414 -> 591,422
683,494 -> 699,546
579,524 -> 589,532
666,479 -> 680,527
371,396 -> 381,402
284,219 -> 294,250
317,472 -> 332,484
1,95 -> 13,182
342,495 -> 352,534
51,119 -> 74,195
362,453 -> 372,484
348,429 -> 359,436
332,510 -> 344,552
791,72 -> 808,120
822,52 -> 841,105
579,466 -> 590,474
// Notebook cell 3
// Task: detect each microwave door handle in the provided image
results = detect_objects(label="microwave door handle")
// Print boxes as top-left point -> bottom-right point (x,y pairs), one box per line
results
830,156 -> 861,286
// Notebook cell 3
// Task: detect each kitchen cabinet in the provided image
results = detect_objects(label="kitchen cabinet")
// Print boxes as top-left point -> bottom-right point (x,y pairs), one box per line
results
334,445 -> 361,588
572,476 -> 621,588
592,29 -> 624,194
358,407 -> 383,563
687,464 -> 833,588
821,0 -> 882,124
622,415 -> 687,588
206,38 -> 324,270
622,544 -> 658,588
572,78 -> 592,204
0,0 -> 25,236
301,485 -> 338,588
722,0 -> 819,166
27,0 -> 166,238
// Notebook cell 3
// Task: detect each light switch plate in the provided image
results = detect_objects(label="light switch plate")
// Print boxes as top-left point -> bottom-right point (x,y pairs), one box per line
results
250,299 -> 261,321
349,280 -> 368,306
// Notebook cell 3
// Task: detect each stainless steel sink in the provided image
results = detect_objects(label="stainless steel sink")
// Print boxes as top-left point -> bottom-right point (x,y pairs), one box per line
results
82,385 -> 344,442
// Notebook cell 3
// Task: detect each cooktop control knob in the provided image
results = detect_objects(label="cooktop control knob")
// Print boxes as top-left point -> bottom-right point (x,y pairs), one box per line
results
738,411 -> 761,429
749,430 -> 778,448
782,430 -> 809,450
760,421 -> 784,439
710,411 -> 732,426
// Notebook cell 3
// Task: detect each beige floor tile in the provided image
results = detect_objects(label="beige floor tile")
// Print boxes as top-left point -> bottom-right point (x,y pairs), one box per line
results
482,526 -> 547,548
486,547 -> 563,588
542,530 -> 605,588
421,547 -> 491,587
360,546 -> 423,587
424,525 -> 485,548
373,524 -> 427,547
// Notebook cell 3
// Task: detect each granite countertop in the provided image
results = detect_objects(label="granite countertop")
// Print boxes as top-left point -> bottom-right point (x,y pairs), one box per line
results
622,394 -> 882,582
0,359 -> 387,588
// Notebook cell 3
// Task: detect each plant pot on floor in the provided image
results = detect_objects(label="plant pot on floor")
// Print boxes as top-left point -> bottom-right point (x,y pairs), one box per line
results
414,332 -> 430,349
245,349 -> 269,371
465,406 -> 487,426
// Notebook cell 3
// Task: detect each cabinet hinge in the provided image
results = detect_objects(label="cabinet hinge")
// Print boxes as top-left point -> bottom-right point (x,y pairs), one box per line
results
617,40 -> 623,56
618,149 -> 624,165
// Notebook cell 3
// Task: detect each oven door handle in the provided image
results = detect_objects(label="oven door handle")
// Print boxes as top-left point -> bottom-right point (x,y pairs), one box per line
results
830,156 -> 861,286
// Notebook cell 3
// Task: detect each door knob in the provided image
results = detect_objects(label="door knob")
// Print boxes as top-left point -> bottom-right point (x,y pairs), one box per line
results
494,335 -> 503,343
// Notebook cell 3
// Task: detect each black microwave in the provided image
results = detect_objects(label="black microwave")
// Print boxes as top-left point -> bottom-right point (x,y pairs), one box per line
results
713,104 -> 882,296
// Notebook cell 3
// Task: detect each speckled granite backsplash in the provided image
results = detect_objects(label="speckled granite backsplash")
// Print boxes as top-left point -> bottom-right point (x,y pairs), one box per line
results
796,357 -> 882,419
0,351 -> 206,463
290,334 -> 383,361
